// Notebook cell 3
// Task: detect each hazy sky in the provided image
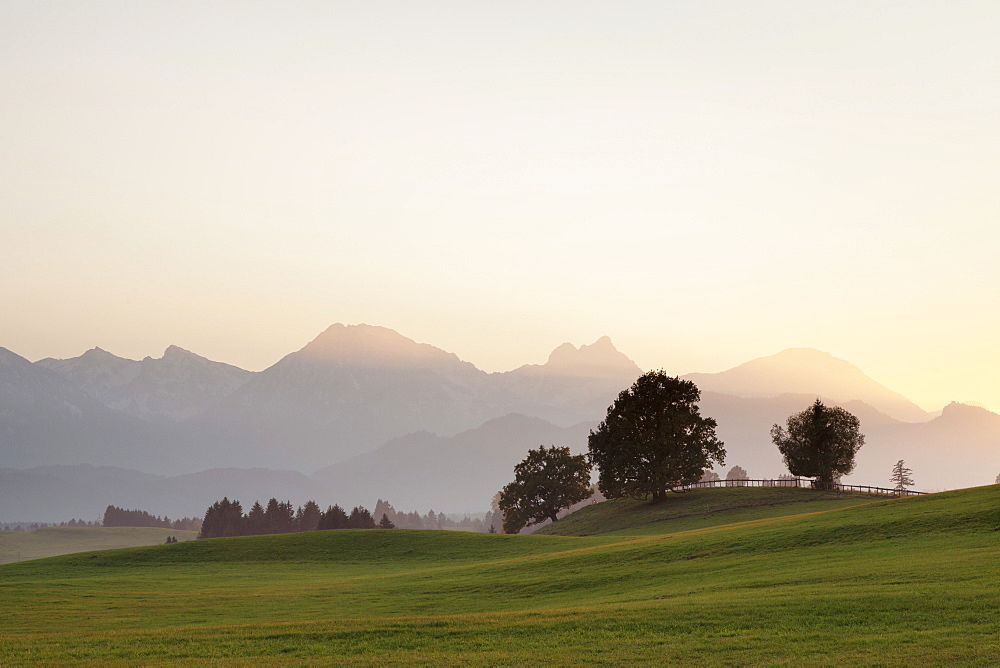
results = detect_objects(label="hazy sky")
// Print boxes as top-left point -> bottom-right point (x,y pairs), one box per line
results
3,1 -> 998,413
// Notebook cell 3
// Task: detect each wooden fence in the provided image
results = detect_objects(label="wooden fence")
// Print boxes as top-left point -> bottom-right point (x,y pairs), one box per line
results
683,478 -> 926,497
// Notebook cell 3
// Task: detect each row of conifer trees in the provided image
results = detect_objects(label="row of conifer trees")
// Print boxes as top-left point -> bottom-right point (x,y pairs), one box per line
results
199,498 -> 394,539
199,497 -> 494,539
103,505 -> 201,531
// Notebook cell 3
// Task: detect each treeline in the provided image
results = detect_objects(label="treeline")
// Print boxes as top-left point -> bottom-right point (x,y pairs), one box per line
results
199,498 -> 377,538
199,497 -> 496,539
103,505 -> 201,531
373,499 -> 496,532
2,520 -> 101,531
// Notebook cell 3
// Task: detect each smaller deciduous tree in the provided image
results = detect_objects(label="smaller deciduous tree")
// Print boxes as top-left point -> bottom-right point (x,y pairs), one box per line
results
771,399 -> 865,489
890,460 -> 914,493
700,470 -> 721,483
995,473 -> 1000,485
725,465 -> 749,487
499,445 -> 592,534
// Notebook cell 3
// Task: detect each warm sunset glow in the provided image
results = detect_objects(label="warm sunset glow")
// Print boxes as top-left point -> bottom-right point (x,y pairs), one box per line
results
2,2 -> 998,413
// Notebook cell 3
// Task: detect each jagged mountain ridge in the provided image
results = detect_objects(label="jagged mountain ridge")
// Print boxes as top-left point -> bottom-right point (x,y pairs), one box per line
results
3,325 -> 996,498
0,347 -> 170,470
37,345 -> 252,422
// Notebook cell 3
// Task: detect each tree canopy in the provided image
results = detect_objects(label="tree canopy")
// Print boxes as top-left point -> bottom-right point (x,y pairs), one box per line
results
587,371 -> 725,501
770,399 -> 865,488
498,445 -> 592,534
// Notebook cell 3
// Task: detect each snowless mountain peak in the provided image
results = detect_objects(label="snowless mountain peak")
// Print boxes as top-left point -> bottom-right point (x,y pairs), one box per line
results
160,345 -> 199,361
295,323 -> 476,373
82,346 -> 113,356
543,336 -> 640,378
684,347 -> 930,423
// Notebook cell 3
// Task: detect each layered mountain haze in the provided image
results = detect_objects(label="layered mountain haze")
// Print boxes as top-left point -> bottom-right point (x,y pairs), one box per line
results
1,325 -> 997,517
0,464 -> 328,521
0,347 -> 168,470
314,414 -> 595,511
498,335 -> 642,427
192,324 -> 505,470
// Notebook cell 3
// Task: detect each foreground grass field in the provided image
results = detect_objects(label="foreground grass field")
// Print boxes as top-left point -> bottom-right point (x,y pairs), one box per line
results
0,526 -> 197,565
537,486 -> 883,536
1,486 -> 998,665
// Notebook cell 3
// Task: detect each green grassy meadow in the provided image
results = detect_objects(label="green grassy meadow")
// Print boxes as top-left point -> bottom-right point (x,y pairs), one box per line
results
0,526 -> 198,565
1,486 -> 998,665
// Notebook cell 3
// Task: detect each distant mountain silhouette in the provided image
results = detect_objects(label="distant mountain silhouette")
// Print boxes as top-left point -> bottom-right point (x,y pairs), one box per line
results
498,335 -> 642,426
684,348 -> 930,423
849,402 -> 1000,491
190,324 -> 503,470
37,345 -> 252,421
0,464 -> 329,522
0,348 -> 168,470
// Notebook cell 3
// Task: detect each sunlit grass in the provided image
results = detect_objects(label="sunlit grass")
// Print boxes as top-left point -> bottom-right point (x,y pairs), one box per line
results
1,486 -> 997,664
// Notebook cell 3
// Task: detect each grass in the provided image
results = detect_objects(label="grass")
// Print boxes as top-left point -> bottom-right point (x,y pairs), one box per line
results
537,486 -> 883,536
1,486 -> 998,665
0,526 -> 198,565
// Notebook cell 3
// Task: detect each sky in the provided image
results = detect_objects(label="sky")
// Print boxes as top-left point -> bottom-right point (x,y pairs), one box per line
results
2,1 -> 998,413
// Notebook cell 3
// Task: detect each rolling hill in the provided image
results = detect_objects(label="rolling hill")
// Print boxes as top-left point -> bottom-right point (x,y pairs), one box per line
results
1,485 -> 997,664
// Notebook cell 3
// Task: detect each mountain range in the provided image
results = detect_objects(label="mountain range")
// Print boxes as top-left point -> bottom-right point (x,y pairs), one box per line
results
1,324 -> 997,520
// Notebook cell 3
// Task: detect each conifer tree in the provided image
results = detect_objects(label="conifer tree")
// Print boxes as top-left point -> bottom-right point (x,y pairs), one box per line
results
348,506 -> 375,529
378,513 -> 395,529
319,504 -> 349,530
890,459 -> 914,493
247,501 -> 266,535
298,500 -> 322,532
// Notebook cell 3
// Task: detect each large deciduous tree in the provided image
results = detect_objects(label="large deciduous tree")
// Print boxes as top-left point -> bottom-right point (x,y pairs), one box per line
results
587,371 -> 725,501
498,445 -> 592,534
771,399 -> 865,489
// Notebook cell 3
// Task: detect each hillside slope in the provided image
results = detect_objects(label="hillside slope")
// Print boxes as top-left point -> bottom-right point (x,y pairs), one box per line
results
2,485 -> 997,664
536,486 -> 883,536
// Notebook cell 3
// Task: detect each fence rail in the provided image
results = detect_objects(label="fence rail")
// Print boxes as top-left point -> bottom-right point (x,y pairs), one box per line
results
683,478 -> 926,496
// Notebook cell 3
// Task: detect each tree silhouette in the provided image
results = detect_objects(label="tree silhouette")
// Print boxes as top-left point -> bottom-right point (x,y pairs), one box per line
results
348,506 -> 375,529
499,445 -> 592,534
726,465 -> 749,487
297,500 -> 322,532
378,513 -> 395,529
319,504 -> 349,530
246,501 -> 266,535
588,371 -> 725,501
890,460 -> 914,493
771,399 -> 864,489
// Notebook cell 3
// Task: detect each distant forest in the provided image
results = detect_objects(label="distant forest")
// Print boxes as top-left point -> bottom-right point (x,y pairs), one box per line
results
199,497 -> 500,539
103,505 -> 201,531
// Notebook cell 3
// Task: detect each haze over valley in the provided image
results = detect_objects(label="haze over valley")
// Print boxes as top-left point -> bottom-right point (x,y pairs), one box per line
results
2,323 -> 997,521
